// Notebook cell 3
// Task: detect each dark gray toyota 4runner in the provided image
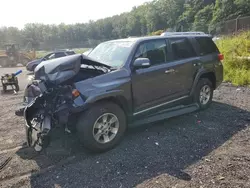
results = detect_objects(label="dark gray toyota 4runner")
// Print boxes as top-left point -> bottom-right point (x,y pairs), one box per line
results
23,32 -> 223,153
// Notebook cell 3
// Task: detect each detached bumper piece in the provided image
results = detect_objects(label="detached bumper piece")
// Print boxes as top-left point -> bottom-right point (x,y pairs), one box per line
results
26,116 -> 51,152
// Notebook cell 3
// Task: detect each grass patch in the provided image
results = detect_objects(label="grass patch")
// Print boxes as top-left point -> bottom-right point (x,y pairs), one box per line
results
216,31 -> 250,86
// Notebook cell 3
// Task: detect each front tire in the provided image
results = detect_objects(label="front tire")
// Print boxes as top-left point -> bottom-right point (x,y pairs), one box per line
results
194,78 -> 213,109
76,102 -> 126,153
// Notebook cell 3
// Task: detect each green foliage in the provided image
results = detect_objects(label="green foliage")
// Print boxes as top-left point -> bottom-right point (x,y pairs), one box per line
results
0,0 -> 249,52
149,30 -> 165,36
193,5 -> 214,32
216,31 -> 250,85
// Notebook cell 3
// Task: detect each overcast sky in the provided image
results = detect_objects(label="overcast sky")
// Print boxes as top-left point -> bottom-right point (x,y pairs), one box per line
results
0,0 -> 151,29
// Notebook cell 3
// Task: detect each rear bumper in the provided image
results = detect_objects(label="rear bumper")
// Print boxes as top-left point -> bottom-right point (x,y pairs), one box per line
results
215,62 -> 223,89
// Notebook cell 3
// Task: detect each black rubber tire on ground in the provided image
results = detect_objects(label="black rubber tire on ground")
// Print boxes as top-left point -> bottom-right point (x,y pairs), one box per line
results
194,78 -> 213,110
76,102 -> 126,153
14,84 -> 20,92
2,84 -> 7,92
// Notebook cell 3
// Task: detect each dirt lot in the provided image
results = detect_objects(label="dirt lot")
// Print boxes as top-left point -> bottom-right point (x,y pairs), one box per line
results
0,67 -> 250,188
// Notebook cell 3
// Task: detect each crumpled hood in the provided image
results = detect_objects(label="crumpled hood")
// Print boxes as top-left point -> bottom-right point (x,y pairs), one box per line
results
34,54 -> 110,85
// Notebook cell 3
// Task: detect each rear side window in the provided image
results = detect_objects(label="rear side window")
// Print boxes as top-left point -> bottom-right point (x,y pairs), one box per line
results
169,38 -> 196,60
195,37 -> 219,55
66,51 -> 76,55
135,39 -> 167,66
55,52 -> 66,58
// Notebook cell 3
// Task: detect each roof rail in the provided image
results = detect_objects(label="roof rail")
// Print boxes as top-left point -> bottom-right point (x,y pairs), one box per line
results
127,36 -> 139,38
160,32 -> 206,36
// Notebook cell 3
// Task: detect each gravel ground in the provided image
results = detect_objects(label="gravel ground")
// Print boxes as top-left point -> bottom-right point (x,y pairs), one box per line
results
0,67 -> 250,188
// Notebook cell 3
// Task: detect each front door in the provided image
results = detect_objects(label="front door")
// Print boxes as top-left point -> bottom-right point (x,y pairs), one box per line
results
131,39 -> 180,114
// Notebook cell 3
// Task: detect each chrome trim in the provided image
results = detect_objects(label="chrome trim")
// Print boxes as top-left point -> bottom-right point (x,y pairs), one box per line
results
133,95 -> 188,116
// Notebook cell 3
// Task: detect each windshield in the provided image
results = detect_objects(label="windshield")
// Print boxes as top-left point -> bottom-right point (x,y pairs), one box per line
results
88,41 -> 134,68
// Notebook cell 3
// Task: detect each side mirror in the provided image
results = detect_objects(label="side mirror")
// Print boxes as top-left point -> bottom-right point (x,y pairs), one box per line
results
133,58 -> 151,69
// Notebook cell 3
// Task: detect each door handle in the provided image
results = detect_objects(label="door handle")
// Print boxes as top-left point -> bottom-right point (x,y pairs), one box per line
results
165,69 -> 175,74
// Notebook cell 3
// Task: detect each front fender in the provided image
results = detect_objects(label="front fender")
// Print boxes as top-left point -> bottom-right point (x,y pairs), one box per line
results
85,90 -> 124,104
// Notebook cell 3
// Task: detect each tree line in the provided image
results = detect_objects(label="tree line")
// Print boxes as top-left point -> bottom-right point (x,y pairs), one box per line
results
0,0 -> 249,50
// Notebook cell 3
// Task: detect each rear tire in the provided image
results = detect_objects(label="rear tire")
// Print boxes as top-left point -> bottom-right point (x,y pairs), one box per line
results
76,102 -> 126,153
194,78 -> 213,109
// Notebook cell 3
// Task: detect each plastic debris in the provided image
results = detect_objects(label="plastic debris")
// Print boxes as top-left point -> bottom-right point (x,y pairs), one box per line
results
218,176 -> 225,180
155,142 -> 159,146
205,158 -> 211,162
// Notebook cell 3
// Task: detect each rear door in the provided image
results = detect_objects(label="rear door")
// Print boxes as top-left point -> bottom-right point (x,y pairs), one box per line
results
167,37 -> 200,95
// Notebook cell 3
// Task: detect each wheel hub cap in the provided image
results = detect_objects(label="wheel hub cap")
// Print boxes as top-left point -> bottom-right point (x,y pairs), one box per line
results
199,85 -> 211,105
93,113 -> 119,144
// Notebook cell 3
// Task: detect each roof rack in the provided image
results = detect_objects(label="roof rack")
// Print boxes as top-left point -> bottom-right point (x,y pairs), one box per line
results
160,32 -> 206,36
127,36 -> 139,38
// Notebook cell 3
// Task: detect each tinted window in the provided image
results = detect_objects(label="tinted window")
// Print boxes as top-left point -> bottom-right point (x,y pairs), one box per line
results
55,52 -> 66,58
135,40 -> 167,66
169,38 -> 196,60
66,51 -> 75,55
196,37 -> 219,55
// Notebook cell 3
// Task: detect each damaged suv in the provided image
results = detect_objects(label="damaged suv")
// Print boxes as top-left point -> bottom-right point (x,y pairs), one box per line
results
23,32 -> 223,152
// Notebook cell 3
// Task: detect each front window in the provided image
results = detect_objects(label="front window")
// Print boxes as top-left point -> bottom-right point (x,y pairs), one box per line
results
135,39 -> 168,66
88,41 -> 134,68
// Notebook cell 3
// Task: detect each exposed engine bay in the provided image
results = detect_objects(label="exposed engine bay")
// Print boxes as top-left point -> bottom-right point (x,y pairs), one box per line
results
21,54 -> 112,152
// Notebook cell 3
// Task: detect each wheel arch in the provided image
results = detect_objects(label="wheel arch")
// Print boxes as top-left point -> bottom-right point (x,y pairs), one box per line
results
190,70 -> 216,96
83,90 -> 131,120
92,96 -> 130,117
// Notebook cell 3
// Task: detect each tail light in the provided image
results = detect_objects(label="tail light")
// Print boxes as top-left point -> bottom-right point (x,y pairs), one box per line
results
218,54 -> 224,61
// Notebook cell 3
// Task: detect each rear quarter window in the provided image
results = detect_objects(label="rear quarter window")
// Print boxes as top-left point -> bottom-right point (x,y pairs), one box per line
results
195,37 -> 219,56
